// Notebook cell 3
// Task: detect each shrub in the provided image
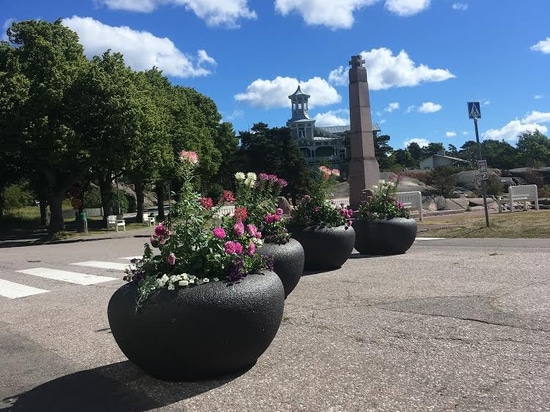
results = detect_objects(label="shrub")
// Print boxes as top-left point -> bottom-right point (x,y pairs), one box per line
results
2,183 -> 34,210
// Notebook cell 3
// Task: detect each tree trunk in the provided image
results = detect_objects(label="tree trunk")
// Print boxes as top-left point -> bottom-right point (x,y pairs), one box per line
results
48,189 -> 66,233
39,194 -> 48,226
155,183 -> 166,220
99,178 -> 112,227
134,181 -> 145,223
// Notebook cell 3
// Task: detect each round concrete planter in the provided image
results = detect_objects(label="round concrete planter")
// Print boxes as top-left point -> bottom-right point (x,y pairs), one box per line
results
258,238 -> 304,297
353,217 -> 417,256
108,271 -> 285,381
290,224 -> 355,271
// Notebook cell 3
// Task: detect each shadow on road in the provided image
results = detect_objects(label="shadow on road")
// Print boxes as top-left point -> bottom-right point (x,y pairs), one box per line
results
1,360 -> 245,411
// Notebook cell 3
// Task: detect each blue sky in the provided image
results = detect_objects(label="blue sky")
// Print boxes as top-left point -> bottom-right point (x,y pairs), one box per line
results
2,0 -> 550,150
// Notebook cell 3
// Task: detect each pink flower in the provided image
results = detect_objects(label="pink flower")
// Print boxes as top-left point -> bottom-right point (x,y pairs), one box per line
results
247,242 -> 256,256
224,241 -> 243,255
265,214 -> 274,223
154,223 -> 167,237
224,241 -> 237,254
276,208 -> 283,215
246,224 -> 258,237
179,150 -> 198,165
255,231 -> 262,239
331,169 -> 340,177
213,227 -> 226,239
234,242 -> 243,254
233,221 -> 245,237
200,197 -> 213,209
167,253 -> 176,266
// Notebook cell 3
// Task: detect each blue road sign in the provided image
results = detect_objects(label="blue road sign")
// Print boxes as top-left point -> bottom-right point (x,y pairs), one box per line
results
467,102 -> 481,119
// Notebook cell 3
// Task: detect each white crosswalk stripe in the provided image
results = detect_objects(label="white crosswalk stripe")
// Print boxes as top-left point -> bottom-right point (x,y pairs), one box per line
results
71,261 -> 132,271
0,258 -> 132,300
0,279 -> 48,299
16,268 -> 118,286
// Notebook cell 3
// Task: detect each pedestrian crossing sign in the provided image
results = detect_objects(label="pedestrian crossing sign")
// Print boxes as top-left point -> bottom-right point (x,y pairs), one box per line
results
467,102 -> 481,119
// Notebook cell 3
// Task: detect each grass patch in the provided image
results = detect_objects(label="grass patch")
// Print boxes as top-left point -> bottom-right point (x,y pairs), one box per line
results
417,209 -> 550,238
1,206 -> 152,241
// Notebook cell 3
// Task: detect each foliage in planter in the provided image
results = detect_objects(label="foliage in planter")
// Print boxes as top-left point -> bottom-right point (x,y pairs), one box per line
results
233,172 -> 288,226
123,151 -> 273,308
290,166 -> 353,228
358,178 -> 411,221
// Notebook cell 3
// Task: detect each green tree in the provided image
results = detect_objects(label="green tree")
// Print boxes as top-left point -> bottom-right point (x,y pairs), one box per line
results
515,130 -> 550,167
425,166 -> 458,198
1,19 -> 89,232
374,134 -> 394,170
481,139 -> 517,170
236,124 -> 313,201
406,142 -> 423,168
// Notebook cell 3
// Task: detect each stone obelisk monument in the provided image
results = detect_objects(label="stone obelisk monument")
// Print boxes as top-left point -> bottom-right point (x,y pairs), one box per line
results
348,55 -> 380,210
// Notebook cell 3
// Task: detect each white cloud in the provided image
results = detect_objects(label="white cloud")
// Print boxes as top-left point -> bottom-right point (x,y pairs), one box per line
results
384,102 -> 400,112
2,19 -> 15,41
96,0 -> 256,27
418,101 -> 441,113
62,16 -> 216,78
234,76 -> 340,109
404,138 -> 430,148
451,3 -> 468,11
531,37 -> 550,54
274,0 -> 375,30
384,0 -> 430,17
534,94 -> 543,99
328,48 -> 455,90
314,109 -> 349,126
482,118 -> 549,142
446,131 -> 457,137
522,110 -> 550,124
274,0 -> 429,29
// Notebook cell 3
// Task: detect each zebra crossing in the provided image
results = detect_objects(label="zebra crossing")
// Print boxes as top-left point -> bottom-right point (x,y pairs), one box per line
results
0,257 -> 139,300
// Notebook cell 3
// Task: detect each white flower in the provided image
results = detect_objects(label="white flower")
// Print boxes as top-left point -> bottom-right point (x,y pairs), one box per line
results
372,185 -> 378,191
235,172 -> 245,181
167,284 -> 175,290
178,280 -> 189,287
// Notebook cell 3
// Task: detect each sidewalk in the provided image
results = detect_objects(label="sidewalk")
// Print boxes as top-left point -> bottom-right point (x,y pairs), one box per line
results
2,237 -> 549,411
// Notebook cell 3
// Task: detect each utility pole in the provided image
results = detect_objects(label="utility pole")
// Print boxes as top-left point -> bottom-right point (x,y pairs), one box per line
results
468,102 -> 489,227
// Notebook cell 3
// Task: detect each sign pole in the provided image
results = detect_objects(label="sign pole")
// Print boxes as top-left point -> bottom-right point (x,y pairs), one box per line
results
468,101 -> 489,227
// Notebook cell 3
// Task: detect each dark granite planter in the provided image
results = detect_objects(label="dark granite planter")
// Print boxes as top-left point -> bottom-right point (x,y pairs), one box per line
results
353,217 -> 417,255
290,224 -> 355,271
107,271 -> 284,381
258,238 -> 304,297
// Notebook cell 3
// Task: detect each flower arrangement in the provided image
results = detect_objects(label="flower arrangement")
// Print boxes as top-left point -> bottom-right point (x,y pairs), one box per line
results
260,207 -> 291,245
357,178 -> 411,220
233,172 -> 288,225
123,151 -> 273,307
290,166 -> 353,228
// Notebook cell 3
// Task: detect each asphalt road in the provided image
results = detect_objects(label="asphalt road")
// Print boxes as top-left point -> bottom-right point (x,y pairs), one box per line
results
1,234 -> 549,411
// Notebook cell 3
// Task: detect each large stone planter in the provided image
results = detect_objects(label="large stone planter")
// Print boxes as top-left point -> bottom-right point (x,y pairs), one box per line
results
353,217 -> 417,255
290,225 -> 355,271
258,238 -> 304,297
108,271 -> 284,381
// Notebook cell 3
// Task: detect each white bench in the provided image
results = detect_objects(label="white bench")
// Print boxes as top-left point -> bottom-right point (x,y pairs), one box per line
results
396,191 -> 424,221
497,184 -> 539,213
143,213 -> 156,226
215,205 -> 236,217
107,215 -> 126,231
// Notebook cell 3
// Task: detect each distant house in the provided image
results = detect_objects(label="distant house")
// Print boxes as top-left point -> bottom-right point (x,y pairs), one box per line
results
419,152 -> 470,170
